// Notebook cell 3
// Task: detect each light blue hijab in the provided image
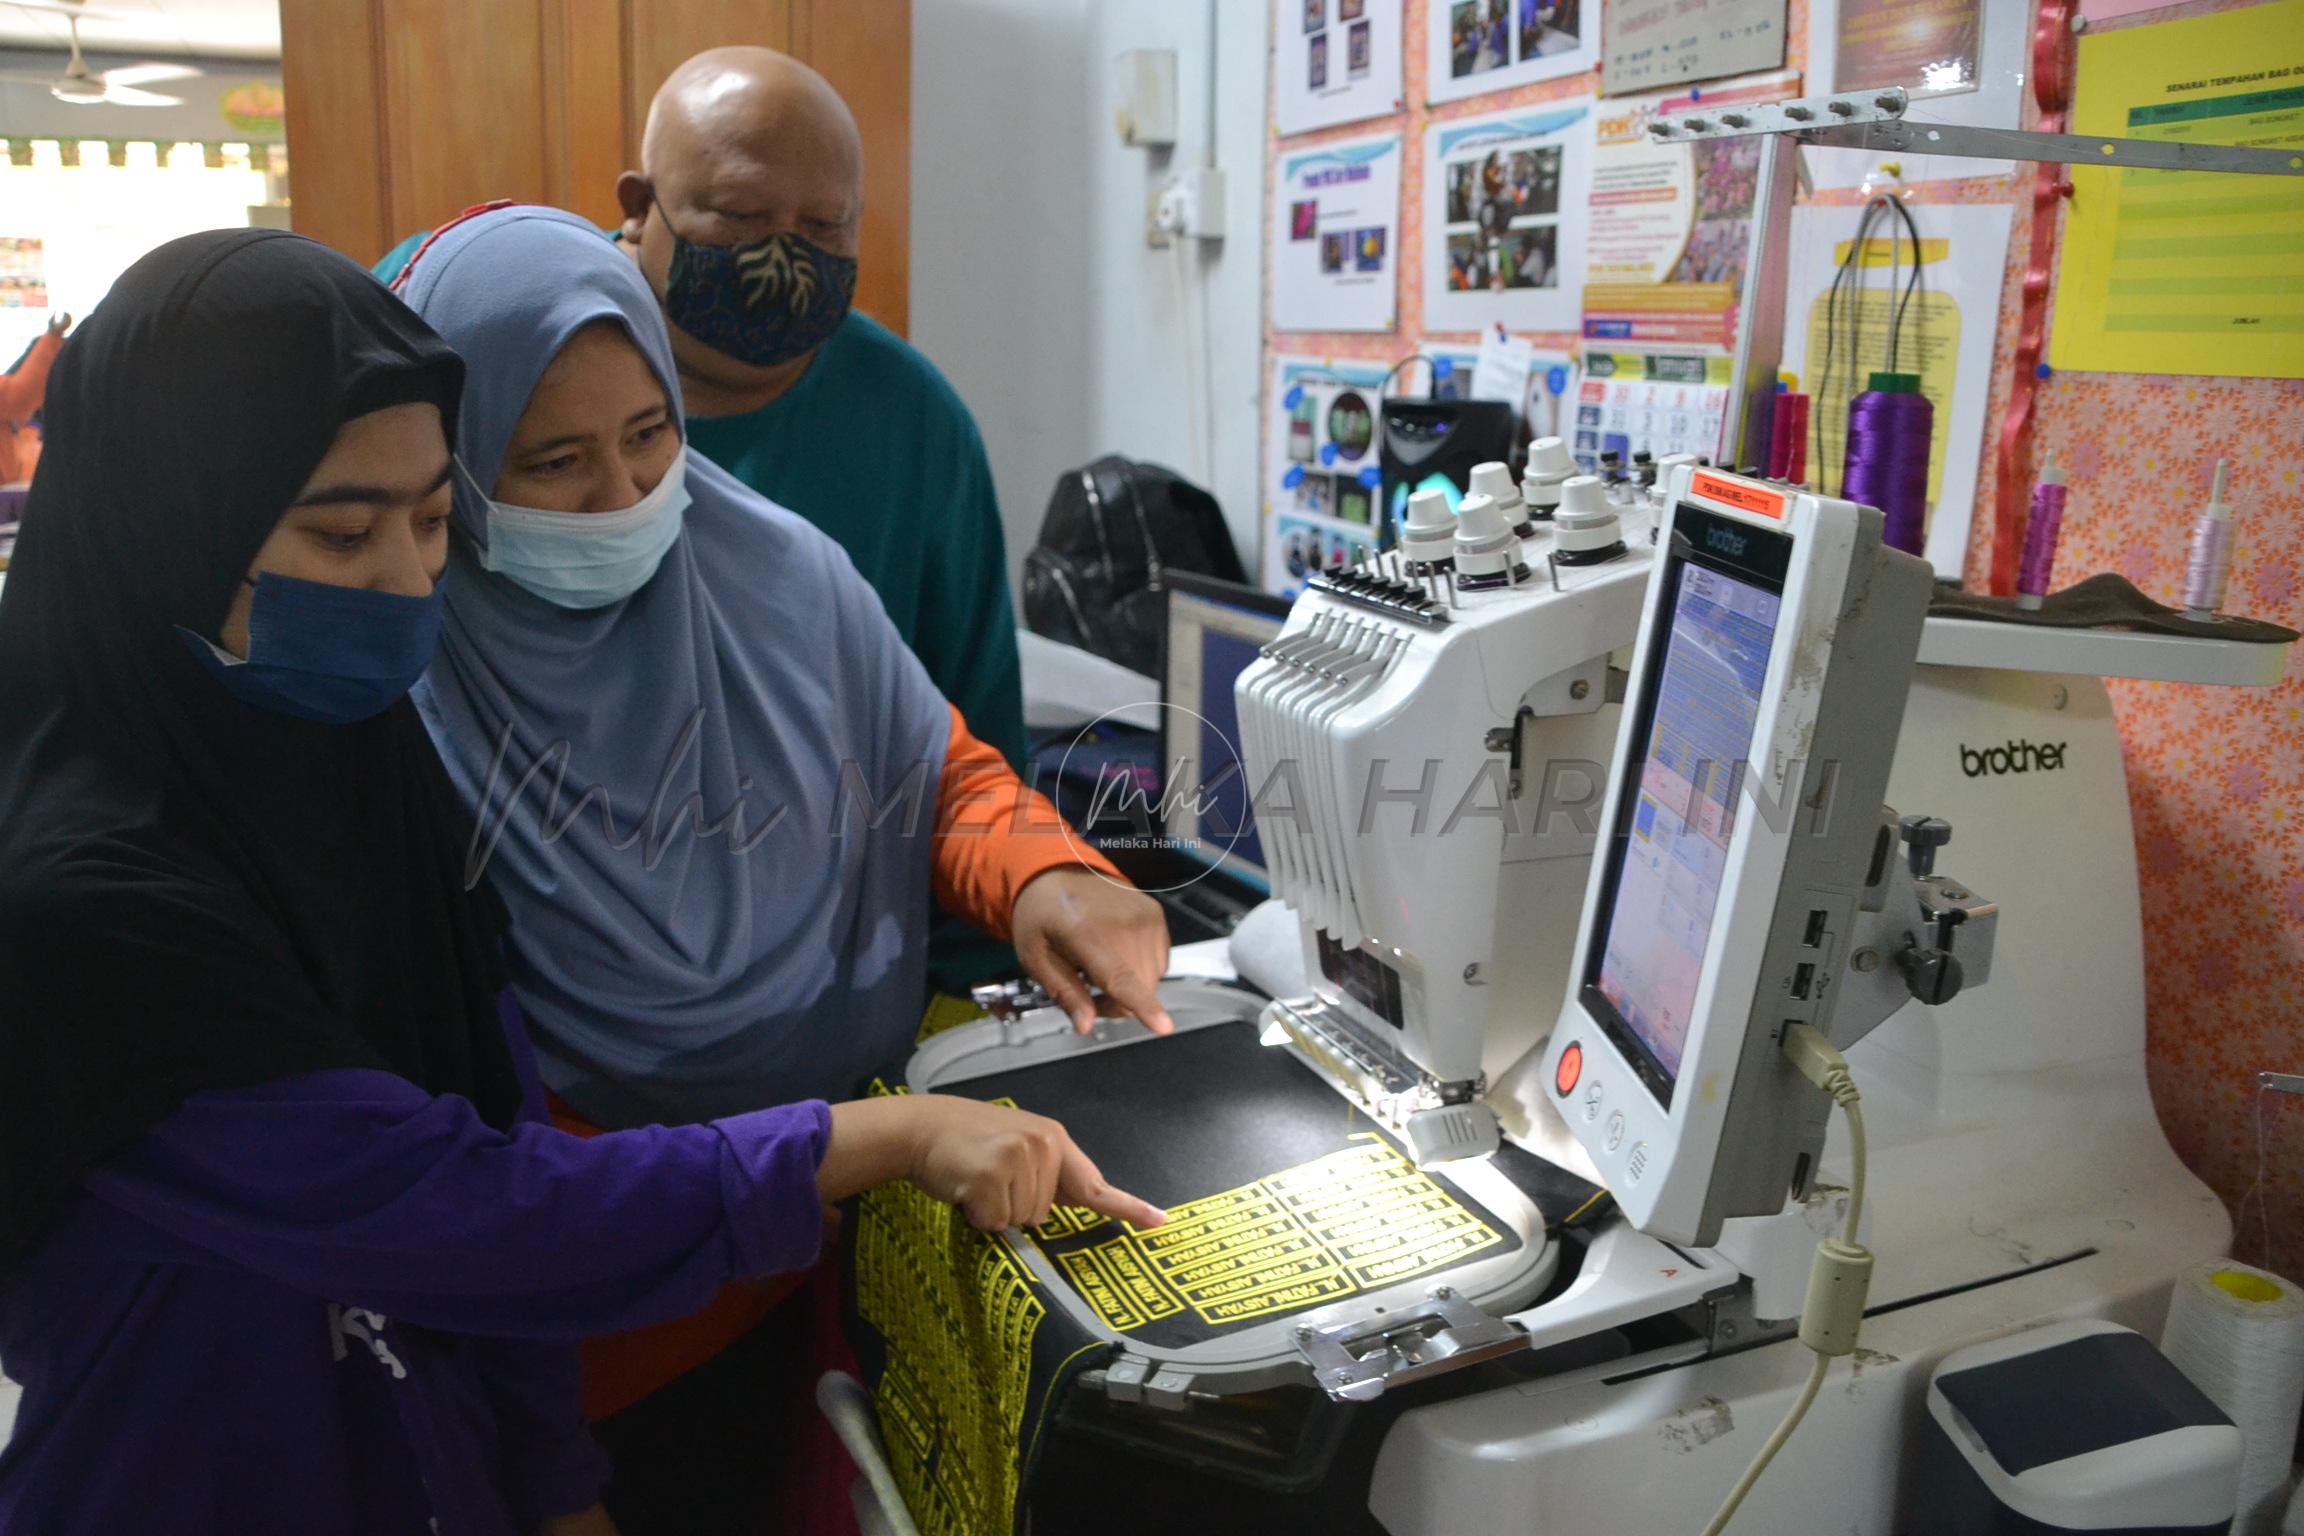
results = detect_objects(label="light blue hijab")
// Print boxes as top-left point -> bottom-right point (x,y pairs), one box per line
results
399,206 -> 951,1128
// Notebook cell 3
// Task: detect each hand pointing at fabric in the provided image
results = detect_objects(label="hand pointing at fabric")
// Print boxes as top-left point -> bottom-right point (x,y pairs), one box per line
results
819,1094 -> 1166,1233
1011,866 -> 1175,1037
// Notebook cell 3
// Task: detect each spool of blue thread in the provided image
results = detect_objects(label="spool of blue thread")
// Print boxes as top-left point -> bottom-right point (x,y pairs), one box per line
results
1842,370 -> 1933,557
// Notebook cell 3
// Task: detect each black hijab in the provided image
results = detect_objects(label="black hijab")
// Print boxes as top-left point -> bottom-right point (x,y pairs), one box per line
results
0,229 -> 523,1275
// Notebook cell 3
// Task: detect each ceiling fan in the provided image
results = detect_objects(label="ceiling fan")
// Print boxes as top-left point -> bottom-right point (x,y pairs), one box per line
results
0,1 -> 200,107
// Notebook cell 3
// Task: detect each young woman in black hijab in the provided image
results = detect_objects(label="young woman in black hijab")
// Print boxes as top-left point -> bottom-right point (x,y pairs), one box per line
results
0,230 -> 1157,1534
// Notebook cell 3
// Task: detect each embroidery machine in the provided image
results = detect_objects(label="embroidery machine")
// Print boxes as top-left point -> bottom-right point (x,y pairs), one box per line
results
850,88 -> 2301,1535
873,453 -> 2287,1534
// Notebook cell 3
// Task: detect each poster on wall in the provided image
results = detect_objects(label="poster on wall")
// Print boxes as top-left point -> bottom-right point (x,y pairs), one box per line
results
1428,0 -> 1599,104
1272,133 -> 1403,333
1278,0 -> 1405,136
1422,99 -> 1595,334
1601,0 -> 1787,96
1780,201 -> 2014,579
1263,355 -> 1392,596
0,239 -> 47,308
1582,72 -> 1799,352
1803,0 -> 2027,184
2049,0 -> 2304,380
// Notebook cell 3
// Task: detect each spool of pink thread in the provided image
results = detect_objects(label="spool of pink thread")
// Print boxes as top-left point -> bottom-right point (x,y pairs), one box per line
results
1784,394 -> 1810,486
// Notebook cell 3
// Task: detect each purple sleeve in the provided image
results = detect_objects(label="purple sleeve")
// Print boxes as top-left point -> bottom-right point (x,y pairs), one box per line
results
466,1332 -> 612,1523
63,1068 -> 833,1340
458,991 -> 609,1523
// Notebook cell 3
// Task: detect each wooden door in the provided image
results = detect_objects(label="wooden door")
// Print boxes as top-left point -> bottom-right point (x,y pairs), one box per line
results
280,0 -> 909,334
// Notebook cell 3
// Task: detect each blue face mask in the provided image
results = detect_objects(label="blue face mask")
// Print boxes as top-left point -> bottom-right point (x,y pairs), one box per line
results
660,220 -> 858,369
178,571 -> 444,724
477,447 -> 690,610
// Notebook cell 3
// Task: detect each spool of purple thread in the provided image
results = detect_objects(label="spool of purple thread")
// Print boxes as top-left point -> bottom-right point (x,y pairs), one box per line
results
2015,453 -> 2066,610
1842,371 -> 1933,557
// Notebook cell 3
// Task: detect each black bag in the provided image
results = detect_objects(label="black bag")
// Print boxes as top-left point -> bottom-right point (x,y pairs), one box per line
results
1021,455 -> 1247,677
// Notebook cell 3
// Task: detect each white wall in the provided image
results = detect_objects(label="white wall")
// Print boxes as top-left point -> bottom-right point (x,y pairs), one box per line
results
910,0 -> 1270,590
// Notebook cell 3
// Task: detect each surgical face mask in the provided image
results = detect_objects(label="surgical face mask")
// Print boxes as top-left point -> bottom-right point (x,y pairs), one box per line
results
178,571 -> 444,724
476,446 -> 690,609
659,216 -> 858,370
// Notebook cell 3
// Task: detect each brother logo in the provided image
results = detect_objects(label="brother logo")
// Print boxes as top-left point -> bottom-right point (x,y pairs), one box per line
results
1960,739 -> 2067,778
1705,525 -> 1748,557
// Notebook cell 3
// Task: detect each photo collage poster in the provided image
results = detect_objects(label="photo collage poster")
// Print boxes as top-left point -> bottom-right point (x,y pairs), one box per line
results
1273,133 -> 1403,333
1278,0 -> 1405,136
1428,0 -> 1600,103
1582,72 -> 1801,354
1422,99 -> 1596,335
1264,355 -> 1392,597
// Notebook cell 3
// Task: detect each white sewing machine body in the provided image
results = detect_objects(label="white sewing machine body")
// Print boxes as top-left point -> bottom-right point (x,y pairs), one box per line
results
1242,507 -> 1653,1154
1230,465 -> 2261,1531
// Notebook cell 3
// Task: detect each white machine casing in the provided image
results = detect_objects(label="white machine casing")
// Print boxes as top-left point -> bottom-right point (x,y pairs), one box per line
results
1237,503 -> 1650,1157
1542,465 -> 1934,1245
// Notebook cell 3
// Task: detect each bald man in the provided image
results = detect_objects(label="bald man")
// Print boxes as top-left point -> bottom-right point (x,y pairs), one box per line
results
613,49 -> 1023,773
374,47 -> 1030,997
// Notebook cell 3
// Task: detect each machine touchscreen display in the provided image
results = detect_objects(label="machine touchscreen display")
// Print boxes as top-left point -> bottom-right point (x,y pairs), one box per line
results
1594,561 -> 1782,1088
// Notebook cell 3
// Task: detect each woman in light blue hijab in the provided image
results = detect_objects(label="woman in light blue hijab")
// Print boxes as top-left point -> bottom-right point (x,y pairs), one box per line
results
400,205 -> 939,1131
398,206 -> 1169,1131
395,205 -> 1171,1530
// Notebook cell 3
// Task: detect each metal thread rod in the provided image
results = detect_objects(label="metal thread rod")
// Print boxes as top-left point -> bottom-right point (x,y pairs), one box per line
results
1646,88 -> 2304,177
1800,120 -> 2304,175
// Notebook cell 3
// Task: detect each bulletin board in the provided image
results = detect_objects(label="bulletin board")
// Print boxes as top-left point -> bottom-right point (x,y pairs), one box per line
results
1260,0 -> 2304,1280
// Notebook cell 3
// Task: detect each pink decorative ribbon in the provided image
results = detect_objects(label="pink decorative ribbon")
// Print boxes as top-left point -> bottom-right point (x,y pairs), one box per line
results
1990,0 -> 2077,594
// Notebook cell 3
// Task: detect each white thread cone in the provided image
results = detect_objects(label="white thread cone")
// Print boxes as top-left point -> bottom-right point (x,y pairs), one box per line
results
2161,1261 -> 2304,1536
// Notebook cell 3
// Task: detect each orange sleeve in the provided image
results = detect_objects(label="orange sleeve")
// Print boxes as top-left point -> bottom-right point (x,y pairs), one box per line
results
0,331 -> 61,425
933,703 -> 1125,941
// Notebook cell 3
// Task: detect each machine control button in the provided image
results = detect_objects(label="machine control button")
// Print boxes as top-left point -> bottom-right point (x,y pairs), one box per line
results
1626,1142 -> 1650,1182
1554,1042 -> 1583,1096
1581,1079 -> 1604,1121
1605,1111 -> 1625,1151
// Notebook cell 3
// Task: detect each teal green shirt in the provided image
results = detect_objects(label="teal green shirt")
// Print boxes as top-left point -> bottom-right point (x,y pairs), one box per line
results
682,313 -> 1026,770
374,234 -> 1029,993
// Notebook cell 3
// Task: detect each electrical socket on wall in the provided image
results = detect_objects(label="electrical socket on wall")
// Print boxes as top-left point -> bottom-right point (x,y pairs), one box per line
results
1146,167 -> 1225,248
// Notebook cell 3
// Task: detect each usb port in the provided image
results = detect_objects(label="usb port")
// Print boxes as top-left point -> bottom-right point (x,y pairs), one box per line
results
1791,963 -> 1816,1000
1803,910 -> 1828,948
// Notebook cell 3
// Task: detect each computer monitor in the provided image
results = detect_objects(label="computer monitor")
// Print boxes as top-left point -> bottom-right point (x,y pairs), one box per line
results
1159,573 -> 1291,892
1543,466 -> 1933,1246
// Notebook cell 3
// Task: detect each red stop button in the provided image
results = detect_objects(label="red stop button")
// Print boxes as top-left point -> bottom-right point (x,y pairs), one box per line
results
1555,1042 -> 1583,1097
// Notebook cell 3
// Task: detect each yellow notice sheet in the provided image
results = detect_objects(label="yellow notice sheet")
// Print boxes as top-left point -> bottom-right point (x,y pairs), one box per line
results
2049,0 -> 2304,378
